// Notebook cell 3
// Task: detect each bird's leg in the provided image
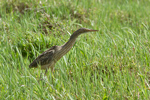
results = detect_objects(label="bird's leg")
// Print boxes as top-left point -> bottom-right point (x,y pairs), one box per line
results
39,69 -> 48,81
50,66 -> 55,84
40,73 -> 42,79
39,68 -> 48,81
40,70 -> 46,81
51,67 -> 54,73
44,68 -> 48,75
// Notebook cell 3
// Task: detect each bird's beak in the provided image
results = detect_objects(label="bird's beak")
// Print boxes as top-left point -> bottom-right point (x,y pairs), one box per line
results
86,29 -> 98,32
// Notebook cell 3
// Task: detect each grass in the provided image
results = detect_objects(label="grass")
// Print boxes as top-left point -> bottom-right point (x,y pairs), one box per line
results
0,0 -> 150,99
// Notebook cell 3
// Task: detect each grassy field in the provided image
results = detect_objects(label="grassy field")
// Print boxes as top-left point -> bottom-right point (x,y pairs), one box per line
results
0,0 -> 150,99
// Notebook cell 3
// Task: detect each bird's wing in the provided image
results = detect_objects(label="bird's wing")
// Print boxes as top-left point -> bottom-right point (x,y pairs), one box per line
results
29,46 -> 55,68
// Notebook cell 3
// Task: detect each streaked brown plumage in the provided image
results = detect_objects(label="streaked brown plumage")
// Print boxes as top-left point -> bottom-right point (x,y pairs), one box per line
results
29,28 -> 98,74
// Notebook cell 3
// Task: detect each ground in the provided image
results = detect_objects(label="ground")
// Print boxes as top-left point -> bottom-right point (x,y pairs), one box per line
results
0,0 -> 150,99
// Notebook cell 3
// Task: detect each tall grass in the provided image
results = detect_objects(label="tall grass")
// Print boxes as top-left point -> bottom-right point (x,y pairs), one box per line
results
0,0 -> 150,99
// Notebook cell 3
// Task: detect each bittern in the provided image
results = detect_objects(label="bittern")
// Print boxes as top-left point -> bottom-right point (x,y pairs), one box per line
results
29,28 -> 98,74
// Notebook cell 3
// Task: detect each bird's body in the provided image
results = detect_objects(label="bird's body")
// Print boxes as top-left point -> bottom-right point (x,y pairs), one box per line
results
29,28 -> 98,74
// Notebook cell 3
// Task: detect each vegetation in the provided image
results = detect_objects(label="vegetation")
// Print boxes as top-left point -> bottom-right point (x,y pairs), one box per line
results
0,0 -> 150,99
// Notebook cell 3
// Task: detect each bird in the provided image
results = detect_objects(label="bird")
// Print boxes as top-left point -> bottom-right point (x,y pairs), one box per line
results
29,28 -> 98,74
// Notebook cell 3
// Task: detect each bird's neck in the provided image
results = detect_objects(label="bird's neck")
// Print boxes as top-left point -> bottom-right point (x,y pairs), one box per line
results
61,37 -> 77,55
62,37 -> 77,50
54,32 -> 80,61
62,31 -> 81,52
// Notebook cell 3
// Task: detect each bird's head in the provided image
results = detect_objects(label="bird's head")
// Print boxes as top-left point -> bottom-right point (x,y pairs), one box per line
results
76,28 -> 98,34
70,28 -> 98,39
